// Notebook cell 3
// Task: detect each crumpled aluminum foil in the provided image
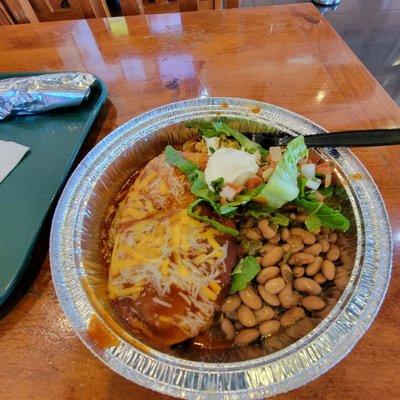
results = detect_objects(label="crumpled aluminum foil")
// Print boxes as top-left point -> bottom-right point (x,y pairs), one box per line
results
0,72 -> 95,120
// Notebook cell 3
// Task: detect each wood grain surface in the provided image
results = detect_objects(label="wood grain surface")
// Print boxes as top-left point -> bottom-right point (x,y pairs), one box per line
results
0,4 -> 399,400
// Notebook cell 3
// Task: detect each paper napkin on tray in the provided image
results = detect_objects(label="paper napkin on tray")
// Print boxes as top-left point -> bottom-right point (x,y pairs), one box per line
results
0,140 -> 29,183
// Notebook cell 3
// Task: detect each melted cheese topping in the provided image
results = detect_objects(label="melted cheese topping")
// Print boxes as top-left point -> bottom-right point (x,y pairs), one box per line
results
108,210 -> 227,334
108,153 -> 228,337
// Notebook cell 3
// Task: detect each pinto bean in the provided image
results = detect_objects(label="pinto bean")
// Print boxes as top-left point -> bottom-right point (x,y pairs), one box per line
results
326,244 -> 340,261
221,294 -> 241,313
302,296 -> 326,311
257,285 -> 281,306
239,286 -> 262,310
282,243 -> 290,252
264,277 -> 285,294
306,256 -> 322,276
237,304 -> 257,327
293,266 -> 305,278
221,318 -> 236,340
244,228 -> 262,241
234,329 -> 260,346
304,243 -> 322,256
259,320 -> 281,337
261,247 -> 283,267
280,263 -> 293,283
278,283 -> 297,309
254,305 -> 275,322
319,238 -> 330,253
268,233 -> 281,245
290,228 -> 316,245
259,243 -> 279,255
287,235 -> 304,253
281,227 -> 290,242
257,266 -> 280,284
258,219 -> 277,239
313,273 -> 327,284
288,252 -> 315,266
294,277 -> 322,295
322,260 -> 336,280
280,307 -> 305,327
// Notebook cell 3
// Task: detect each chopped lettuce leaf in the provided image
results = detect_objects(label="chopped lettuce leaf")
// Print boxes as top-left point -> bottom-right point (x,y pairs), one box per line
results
271,213 -> 290,226
217,185 -> 266,215
211,177 -> 224,193
305,191 -> 319,202
211,122 -> 266,155
247,204 -> 275,218
295,198 -> 350,232
319,186 -> 335,198
187,199 -> 239,236
185,121 -> 218,138
298,176 -> 307,198
165,145 -> 219,202
192,178 -> 234,216
165,145 -> 262,216
165,145 -> 198,182
186,120 -> 267,154
230,256 -> 261,293
191,171 -> 220,202
305,214 -> 322,232
256,136 -> 308,209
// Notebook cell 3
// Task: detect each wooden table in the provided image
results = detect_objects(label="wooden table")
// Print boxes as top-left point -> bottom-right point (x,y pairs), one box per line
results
0,4 -> 399,399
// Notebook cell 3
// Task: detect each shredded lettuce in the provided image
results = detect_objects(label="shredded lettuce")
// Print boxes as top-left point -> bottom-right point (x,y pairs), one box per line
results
187,120 -> 267,155
298,176 -> 307,198
211,122 -> 267,155
255,136 -> 308,209
165,145 -> 198,182
165,145 -> 218,199
165,145 -> 263,216
230,256 -> 261,293
295,198 -> 350,232
318,186 -> 335,198
304,214 -> 322,232
211,177 -> 224,193
271,213 -> 290,226
190,171 -> 219,202
246,204 -> 275,218
187,199 -> 239,236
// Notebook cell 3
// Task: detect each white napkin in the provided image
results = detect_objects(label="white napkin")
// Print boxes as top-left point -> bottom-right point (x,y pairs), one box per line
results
0,140 -> 30,183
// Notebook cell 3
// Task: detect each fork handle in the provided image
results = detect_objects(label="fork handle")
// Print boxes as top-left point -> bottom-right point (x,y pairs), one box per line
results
297,129 -> 400,147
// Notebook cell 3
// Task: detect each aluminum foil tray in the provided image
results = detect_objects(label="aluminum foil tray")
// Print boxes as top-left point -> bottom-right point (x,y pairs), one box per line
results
50,97 -> 392,399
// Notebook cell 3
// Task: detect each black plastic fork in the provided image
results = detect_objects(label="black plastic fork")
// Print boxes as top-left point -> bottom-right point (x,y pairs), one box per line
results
252,128 -> 400,148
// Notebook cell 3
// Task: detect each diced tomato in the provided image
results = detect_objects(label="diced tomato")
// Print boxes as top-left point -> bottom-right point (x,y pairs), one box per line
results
316,161 -> 332,176
245,175 -> 263,189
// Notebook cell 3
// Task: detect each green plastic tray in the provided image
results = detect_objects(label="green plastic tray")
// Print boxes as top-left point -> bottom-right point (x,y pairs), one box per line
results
0,72 -> 107,305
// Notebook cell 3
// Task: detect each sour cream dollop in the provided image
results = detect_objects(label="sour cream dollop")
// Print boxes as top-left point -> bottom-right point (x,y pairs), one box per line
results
204,148 -> 259,192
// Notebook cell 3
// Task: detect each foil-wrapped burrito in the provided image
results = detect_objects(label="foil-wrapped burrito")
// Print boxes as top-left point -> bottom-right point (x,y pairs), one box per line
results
0,72 -> 96,120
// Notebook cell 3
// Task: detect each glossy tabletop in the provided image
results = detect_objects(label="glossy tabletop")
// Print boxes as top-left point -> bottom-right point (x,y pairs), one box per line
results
0,4 -> 399,400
